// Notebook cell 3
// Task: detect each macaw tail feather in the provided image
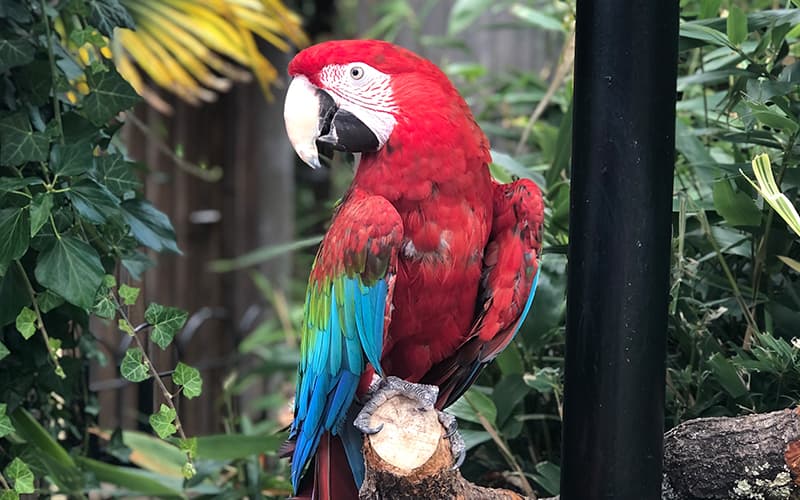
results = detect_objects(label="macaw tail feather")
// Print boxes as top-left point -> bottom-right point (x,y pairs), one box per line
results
288,432 -> 359,500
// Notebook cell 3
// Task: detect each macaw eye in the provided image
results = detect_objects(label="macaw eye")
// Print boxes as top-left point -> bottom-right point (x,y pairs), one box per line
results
349,66 -> 365,80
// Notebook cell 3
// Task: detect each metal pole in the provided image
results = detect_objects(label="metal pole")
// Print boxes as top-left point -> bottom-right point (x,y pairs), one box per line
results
560,1 -> 679,498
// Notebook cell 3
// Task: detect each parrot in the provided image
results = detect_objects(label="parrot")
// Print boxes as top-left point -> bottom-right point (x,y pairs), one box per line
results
281,39 -> 544,499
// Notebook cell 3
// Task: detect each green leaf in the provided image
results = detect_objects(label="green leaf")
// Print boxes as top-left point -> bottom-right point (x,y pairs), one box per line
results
15,306 -> 36,340
30,193 -> 53,237
509,4 -> 564,31
0,341 -> 9,361
459,429 -> 491,451
680,23 -> 735,50
448,0 -> 493,34
0,207 -> 30,266
121,200 -> 179,253
37,290 -> 64,313
533,461 -> 561,496
0,264 -> 31,327
778,255 -> 800,273
92,290 -> 116,319
0,38 -> 34,73
0,490 -> 18,500
76,457 -> 184,497
67,179 -> 121,223
0,404 -> 15,438
144,304 -> 187,349
82,66 -> 140,125
118,318 -> 135,335
88,0 -> 135,37
35,236 -> 104,309
172,362 -> 202,399
449,388 -> 497,425
708,353 -> 749,399
178,437 -> 198,459
120,348 -> 150,382
0,113 -> 49,166
119,284 -> 140,305
0,177 -> 43,193
699,0 -> 722,18
727,6 -> 748,46
712,179 -> 761,227
523,367 -> 562,394
103,274 -> 117,288
181,461 -> 196,479
195,433 -> 285,461
94,154 -> 140,198
149,404 -> 177,439
4,458 -> 34,494
50,141 -> 93,177
9,408 -> 82,492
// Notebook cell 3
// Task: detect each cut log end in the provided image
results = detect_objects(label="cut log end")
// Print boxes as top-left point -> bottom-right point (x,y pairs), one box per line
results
358,393 -> 530,500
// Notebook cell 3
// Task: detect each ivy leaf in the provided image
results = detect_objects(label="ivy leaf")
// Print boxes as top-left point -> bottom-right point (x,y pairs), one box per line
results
0,177 -> 43,193
34,236 -> 104,309
37,290 -> 64,313
173,362 -> 202,399
121,200 -> 180,253
30,193 -> 53,237
118,284 -> 139,305
121,251 -> 153,280
82,66 -> 140,125
67,179 -> 121,223
50,141 -> 93,177
118,318 -> 135,335
0,341 -> 9,361
0,491 -> 19,500
179,437 -> 198,459
0,264 -> 31,327
92,290 -> 115,319
0,403 -> 14,438
88,0 -> 135,37
149,404 -> 177,439
4,457 -> 34,494
0,113 -> 49,166
0,38 -> 34,73
144,304 -> 187,349
120,348 -> 150,382
15,306 -> 36,340
0,207 -> 30,266
94,154 -> 140,198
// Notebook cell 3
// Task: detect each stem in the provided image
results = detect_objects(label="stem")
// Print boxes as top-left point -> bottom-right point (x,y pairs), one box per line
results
695,209 -> 760,335
15,260 -> 64,378
114,298 -> 190,446
0,472 -> 10,490
467,396 -> 535,498
514,30 -> 576,156
40,0 -> 64,144
124,112 -> 223,182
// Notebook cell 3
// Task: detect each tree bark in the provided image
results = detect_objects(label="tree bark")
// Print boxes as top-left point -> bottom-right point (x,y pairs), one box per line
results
358,396 -> 800,499
358,393 -> 529,499
663,407 -> 800,499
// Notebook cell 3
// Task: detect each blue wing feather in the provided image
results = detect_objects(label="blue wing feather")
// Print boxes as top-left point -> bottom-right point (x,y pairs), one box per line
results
289,191 -> 402,493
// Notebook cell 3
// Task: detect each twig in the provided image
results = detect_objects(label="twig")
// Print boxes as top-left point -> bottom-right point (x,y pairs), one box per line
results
515,30 -> 576,156
124,112 -> 223,182
15,260 -> 65,378
0,471 -> 10,490
40,0 -> 64,145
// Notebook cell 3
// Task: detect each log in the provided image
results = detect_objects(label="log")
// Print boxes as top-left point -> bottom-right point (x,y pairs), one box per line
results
358,392 -> 530,499
357,392 -> 800,499
663,407 -> 800,499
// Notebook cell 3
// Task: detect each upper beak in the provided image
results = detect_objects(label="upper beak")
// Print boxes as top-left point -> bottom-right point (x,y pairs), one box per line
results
283,76 -> 379,169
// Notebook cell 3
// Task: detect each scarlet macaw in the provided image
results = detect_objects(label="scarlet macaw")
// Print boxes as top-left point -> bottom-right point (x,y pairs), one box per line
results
282,39 -> 544,499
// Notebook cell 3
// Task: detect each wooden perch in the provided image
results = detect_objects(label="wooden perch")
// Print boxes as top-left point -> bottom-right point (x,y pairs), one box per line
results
358,392 -> 529,499
357,395 -> 800,499
663,407 -> 800,499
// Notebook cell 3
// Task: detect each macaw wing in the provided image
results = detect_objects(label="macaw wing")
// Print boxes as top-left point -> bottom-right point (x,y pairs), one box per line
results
423,179 -> 544,409
289,189 -> 403,491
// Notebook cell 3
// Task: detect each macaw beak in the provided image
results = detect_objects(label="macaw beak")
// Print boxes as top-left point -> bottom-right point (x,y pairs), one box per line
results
283,76 -> 379,169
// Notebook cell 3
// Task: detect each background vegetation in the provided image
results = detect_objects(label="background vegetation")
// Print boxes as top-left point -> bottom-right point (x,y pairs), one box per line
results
3,0 -> 800,498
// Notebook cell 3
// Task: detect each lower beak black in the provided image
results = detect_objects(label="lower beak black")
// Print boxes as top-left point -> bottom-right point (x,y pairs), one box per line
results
317,104 -> 380,153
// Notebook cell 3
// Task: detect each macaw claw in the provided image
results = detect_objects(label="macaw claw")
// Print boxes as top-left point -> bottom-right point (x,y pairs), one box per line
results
353,376 -> 465,468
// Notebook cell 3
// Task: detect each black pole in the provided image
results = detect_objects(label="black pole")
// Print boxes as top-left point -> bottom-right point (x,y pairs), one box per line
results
560,1 -> 679,499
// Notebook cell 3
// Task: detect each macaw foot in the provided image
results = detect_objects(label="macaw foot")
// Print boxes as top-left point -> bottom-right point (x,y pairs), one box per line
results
353,376 -> 466,468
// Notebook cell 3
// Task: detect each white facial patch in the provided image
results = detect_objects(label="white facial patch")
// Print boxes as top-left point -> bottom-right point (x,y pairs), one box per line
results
319,63 -> 398,148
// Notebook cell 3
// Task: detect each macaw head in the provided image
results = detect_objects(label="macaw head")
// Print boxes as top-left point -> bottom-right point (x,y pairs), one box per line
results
284,39 -> 481,169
